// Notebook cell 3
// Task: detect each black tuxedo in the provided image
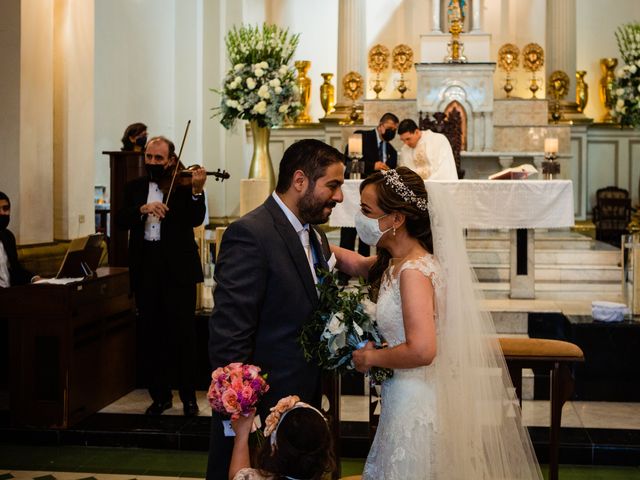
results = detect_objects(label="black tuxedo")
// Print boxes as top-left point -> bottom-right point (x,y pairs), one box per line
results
207,195 -> 332,480
341,129 -> 398,258
116,177 -> 205,404
0,228 -> 33,286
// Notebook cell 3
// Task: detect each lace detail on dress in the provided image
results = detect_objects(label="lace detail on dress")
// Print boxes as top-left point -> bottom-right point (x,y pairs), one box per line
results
363,254 -> 440,480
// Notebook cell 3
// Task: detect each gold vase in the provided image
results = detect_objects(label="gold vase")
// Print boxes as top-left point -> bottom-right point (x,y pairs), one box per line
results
248,120 -> 275,191
576,70 -> 588,113
295,60 -> 312,123
599,58 -> 618,123
319,73 -> 335,117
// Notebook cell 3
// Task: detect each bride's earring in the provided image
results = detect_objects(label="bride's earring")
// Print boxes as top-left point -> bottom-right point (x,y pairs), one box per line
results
393,226 -> 396,236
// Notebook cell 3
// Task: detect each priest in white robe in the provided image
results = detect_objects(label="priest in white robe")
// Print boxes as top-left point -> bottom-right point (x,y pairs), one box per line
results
398,118 -> 458,180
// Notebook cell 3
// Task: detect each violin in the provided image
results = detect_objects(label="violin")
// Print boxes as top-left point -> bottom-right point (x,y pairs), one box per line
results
160,121 -> 230,201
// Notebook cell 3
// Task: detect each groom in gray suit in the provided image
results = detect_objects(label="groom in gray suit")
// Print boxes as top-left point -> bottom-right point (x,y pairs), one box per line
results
206,139 -> 345,479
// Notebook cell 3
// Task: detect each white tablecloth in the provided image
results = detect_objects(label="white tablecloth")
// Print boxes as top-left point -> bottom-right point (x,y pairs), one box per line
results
329,179 -> 574,229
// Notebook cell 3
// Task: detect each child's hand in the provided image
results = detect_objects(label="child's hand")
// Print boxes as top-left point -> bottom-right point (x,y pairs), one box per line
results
231,410 -> 256,439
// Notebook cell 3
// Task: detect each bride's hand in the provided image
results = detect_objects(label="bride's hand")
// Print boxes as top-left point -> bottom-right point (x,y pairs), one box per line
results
352,341 -> 375,372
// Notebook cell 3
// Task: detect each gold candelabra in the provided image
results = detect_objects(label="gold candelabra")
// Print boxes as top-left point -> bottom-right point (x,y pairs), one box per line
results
368,44 -> 390,99
342,71 -> 364,124
522,43 -> 544,99
498,43 -> 520,98
392,44 -> 413,98
548,70 -> 570,123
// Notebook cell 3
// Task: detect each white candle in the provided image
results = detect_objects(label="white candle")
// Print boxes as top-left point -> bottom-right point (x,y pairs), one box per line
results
544,137 -> 559,154
348,135 -> 363,156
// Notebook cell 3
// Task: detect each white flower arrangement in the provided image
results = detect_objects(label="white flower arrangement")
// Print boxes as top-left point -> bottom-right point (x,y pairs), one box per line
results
613,22 -> 640,127
213,24 -> 302,129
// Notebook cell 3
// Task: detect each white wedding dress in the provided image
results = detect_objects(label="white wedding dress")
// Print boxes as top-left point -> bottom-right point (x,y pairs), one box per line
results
362,182 -> 543,480
362,255 -> 442,479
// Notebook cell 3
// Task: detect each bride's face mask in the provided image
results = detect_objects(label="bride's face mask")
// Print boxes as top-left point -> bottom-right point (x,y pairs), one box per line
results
354,210 -> 391,246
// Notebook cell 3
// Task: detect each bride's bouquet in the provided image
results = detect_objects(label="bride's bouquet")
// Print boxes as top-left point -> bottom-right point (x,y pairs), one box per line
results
300,270 -> 393,384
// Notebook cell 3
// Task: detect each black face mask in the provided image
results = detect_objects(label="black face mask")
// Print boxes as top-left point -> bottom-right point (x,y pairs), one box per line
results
0,215 -> 9,231
145,164 -> 166,181
135,136 -> 147,148
382,128 -> 396,142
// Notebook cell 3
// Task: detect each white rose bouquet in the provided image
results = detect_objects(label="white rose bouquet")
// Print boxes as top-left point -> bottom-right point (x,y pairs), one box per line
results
300,269 -> 393,384
613,22 -> 640,128
214,24 -> 302,129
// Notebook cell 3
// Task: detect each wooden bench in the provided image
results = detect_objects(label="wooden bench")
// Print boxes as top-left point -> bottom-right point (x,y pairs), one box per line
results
499,337 -> 585,480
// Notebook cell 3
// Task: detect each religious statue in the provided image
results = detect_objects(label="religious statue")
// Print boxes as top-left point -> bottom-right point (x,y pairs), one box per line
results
448,0 -> 466,27
446,0 -> 467,63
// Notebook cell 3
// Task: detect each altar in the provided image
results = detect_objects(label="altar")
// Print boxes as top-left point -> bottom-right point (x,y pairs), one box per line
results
330,179 -> 575,299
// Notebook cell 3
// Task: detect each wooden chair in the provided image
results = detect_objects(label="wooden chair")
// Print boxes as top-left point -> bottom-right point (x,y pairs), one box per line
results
499,337 -> 585,480
418,110 -> 465,179
592,186 -> 632,248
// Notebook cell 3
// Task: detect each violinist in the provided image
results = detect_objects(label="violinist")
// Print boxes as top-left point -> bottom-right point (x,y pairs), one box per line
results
116,135 -> 206,417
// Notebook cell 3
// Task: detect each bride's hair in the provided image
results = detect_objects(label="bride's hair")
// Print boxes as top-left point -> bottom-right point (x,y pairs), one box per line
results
361,166 -> 433,301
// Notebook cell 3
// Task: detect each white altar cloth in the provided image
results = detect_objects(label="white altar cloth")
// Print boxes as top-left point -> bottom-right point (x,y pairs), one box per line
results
330,180 -> 574,229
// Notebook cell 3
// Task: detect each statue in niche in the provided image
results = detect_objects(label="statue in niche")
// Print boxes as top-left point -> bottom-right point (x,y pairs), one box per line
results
447,0 -> 467,31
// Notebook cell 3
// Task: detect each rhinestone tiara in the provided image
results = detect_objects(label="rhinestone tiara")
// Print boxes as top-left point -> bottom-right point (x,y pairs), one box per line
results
381,169 -> 428,211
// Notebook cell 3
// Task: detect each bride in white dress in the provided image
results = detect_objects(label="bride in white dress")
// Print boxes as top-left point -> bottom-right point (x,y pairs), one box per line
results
333,167 -> 542,479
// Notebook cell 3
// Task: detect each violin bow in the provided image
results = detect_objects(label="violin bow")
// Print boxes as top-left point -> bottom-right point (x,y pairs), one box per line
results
165,119 -> 191,205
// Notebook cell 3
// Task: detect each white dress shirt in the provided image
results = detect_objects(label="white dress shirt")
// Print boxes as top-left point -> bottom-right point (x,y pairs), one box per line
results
272,192 -> 319,284
144,181 -> 164,241
0,241 -> 9,287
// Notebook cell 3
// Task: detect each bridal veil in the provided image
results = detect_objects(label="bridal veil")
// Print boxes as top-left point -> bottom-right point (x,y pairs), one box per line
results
425,181 -> 543,479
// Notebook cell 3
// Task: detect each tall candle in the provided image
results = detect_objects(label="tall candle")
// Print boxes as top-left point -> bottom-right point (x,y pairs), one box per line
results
348,135 -> 363,156
544,137 -> 559,154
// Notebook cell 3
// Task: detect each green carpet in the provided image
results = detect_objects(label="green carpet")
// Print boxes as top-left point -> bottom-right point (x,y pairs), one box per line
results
0,445 -> 639,478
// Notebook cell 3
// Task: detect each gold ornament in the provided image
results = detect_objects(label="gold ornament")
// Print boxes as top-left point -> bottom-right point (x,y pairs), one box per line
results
294,60 -> 312,123
368,44 -> 390,99
319,73 -> 335,118
342,71 -> 364,123
599,58 -> 618,123
392,44 -> 413,99
498,43 -> 520,98
575,70 -> 588,114
548,70 -> 570,123
445,0 -> 467,63
522,43 -> 544,99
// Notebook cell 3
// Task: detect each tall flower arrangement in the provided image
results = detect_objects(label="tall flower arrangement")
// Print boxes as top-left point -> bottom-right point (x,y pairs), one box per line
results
214,24 -> 302,129
613,22 -> 640,127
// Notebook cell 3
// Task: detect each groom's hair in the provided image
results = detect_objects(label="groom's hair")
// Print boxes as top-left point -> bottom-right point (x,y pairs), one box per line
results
275,139 -> 345,193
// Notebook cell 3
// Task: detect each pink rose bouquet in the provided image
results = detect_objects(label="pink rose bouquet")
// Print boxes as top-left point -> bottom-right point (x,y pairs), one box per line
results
207,362 -> 270,420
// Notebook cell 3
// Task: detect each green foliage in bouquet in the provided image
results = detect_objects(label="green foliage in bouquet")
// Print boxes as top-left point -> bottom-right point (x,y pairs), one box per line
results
613,22 -> 640,128
213,23 -> 302,129
300,269 -> 393,384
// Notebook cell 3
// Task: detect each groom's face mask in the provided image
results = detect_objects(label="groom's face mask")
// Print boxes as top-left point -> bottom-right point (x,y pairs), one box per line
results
354,211 -> 391,246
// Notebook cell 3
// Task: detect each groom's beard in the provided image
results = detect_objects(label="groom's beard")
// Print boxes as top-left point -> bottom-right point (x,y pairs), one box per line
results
298,187 -> 336,225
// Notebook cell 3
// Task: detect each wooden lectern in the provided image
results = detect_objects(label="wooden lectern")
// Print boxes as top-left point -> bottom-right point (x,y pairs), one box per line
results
102,151 -> 145,267
0,267 -> 136,428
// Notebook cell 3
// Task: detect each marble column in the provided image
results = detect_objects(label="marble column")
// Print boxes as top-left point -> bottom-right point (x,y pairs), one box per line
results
470,0 -> 483,33
336,0 -> 366,106
545,0 -> 577,107
431,0 -> 442,33
0,0 -> 55,244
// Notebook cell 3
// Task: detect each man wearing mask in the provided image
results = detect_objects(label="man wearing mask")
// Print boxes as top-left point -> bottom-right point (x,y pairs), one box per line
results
0,192 -> 39,287
116,136 -> 207,417
339,113 -> 399,268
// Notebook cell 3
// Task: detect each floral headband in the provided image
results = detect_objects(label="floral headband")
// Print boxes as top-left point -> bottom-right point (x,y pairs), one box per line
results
263,395 -> 326,447
381,169 -> 428,211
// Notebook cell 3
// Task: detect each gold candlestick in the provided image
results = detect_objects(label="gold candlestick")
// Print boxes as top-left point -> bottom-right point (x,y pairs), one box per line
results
599,58 -> 618,123
368,44 -> 390,99
445,0 -> 467,63
295,60 -> 312,123
392,44 -> 413,98
522,43 -> 544,99
342,71 -> 364,124
498,43 -> 520,98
